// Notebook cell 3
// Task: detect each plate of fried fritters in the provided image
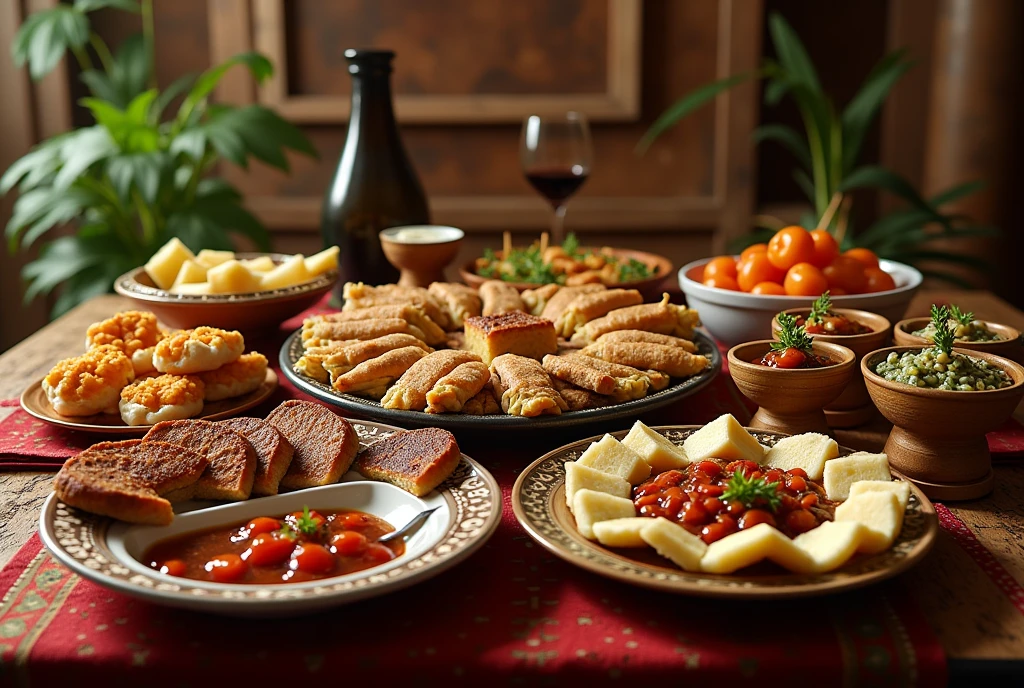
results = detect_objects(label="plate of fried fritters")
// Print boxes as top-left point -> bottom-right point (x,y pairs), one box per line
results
280,281 -> 722,430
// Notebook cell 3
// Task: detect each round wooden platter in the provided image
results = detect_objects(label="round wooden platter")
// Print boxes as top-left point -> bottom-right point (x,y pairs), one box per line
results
512,426 -> 938,599
20,369 -> 278,436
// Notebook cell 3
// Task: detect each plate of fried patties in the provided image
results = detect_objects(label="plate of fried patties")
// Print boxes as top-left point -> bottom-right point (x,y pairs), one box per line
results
280,281 -> 721,430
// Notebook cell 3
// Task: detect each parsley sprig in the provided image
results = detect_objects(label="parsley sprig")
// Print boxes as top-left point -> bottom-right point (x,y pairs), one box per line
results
950,304 -> 974,326
930,304 -> 955,356
771,313 -> 814,353
807,291 -> 833,325
721,471 -> 782,512
278,506 -> 322,539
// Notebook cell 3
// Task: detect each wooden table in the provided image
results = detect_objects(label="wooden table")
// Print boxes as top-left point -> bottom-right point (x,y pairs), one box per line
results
2,290 -> 1023,680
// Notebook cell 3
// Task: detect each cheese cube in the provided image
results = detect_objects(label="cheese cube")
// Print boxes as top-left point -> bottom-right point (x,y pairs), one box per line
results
576,435 -> 651,485
592,517 -> 652,548
622,421 -> 690,473
260,254 -> 311,291
848,480 -> 910,511
170,259 -> 208,291
145,238 -> 195,290
170,281 -> 212,296
792,521 -> 866,573
822,452 -> 891,501
682,413 -> 764,464
835,491 -> 903,555
700,523 -> 816,574
764,432 -> 838,481
207,259 -> 261,294
565,461 -> 630,513
572,489 -> 637,540
639,517 -> 707,571
195,249 -> 236,269
305,246 -> 340,276
242,256 -> 277,273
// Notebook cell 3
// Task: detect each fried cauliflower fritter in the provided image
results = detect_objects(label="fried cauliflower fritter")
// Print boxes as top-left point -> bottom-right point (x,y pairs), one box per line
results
42,345 -> 135,416
118,374 -> 205,426
85,310 -> 165,374
153,326 -> 245,374
198,352 -> 268,401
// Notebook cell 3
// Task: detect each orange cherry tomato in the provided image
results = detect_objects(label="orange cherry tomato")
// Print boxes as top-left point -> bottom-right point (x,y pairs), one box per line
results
363,544 -> 396,565
244,533 -> 296,567
290,543 -> 335,574
335,512 -> 371,529
864,267 -> 896,292
245,517 -> 281,537
703,274 -> 740,291
702,256 -> 738,281
330,531 -> 368,556
737,252 -> 785,292
750,281 -> 787,295
159,559 -> 187,577
823,256 -> 868,294
767,226 -> 815,271
843,247 -> 880,269
204,553 -> 247,583
783,263 -> 829,296
739,243 -> 768,262
809,229 -> 840,268
829,287 -> 847,296
287,510 -> 326,529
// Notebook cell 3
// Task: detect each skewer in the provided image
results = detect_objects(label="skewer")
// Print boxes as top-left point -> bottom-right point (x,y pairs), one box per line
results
502,231 -> 512,259
539,232 -> 549,257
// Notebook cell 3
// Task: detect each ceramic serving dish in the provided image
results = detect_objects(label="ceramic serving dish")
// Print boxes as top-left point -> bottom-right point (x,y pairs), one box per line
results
380,225 -> 464,288
728,340 -> 857,436
894,317 -> 1022,363
679,258 -> 921,346
862,346 -> 1024,501
773,308 -> 891,427
114,252 -> 337,332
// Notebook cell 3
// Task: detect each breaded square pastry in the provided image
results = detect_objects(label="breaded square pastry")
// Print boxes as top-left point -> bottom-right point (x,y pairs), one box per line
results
464,312 -> 557,365
85,310 -> 165,374
153,327 -> 245,374
218,417 -> 294,496
267,400 -> 360,489
43,345 -> 135,417
119,374 -> 204,426
143,419 -> 256,501
198,352 -> 268,401
355,427 -> 461,496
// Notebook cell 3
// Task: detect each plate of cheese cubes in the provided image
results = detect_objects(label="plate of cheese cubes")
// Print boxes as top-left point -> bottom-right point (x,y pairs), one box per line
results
512,413 -> 937,598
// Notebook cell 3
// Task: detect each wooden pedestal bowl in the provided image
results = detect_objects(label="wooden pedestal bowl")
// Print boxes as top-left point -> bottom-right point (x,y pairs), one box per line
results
773,308 -> 891,428
894,317 -> 1022,363
862,346 -> 1024,501
379,226 -> 464,288
727,341 -> 856,436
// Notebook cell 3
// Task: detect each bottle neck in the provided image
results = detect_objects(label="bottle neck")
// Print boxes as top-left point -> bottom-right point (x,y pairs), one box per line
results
348,72 -> 399,141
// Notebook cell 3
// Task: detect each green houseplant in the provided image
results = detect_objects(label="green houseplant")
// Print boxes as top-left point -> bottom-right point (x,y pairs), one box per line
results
2,0 -> 316,316
639,12 -> 996,286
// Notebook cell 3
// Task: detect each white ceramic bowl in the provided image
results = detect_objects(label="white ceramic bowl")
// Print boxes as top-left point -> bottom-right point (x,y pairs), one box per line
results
678,258 -> 922,346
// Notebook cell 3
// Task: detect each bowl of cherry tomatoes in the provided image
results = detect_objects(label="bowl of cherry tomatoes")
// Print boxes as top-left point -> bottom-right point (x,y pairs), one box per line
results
679,226 -> 921,345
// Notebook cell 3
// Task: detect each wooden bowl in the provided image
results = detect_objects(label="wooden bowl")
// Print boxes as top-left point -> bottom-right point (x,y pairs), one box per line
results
772,308 -> 891,427
459,247 -> 672,300
379,225 -> 464,288
894,317 -> 1022,362
113,253 -> 337,333
862,346 -> 1024,501
727,340 -> 857,436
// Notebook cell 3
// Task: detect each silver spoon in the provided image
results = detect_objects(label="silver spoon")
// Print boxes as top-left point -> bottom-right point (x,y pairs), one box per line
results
377,506 -> 440,544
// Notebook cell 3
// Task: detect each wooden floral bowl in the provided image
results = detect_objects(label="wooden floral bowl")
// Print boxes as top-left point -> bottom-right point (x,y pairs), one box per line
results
773,308 -> 891,428
894,317 -> 1022,363
861,346 -> 1024,501
727,340 -> 857,436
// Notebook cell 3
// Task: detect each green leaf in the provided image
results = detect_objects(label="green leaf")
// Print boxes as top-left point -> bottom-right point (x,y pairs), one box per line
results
57,7 -> 90,49
53,127 -> 118,189
11,13 -> 47,68
763,78 -> 789,106
838,166 -> 947,225
80,96 -> 159,152
753,123 -> 811,171
15,8 -> 90,81
929,180 -> 985,207
19,187 -> 96,248
202,122 -> 247,167
885,249 -> 993,272
74,0 -> 140,12
0,141 -> 62,194
792,168 -> 815,203
637,72 -> 756,153
191,197 -> 270,249
79,69 -> 120,103
841,50 -> 912,173
20,231 -> 127,304
854,208 -> 935,249
175,52 -> 274,129
50,261 -> 126,317
196,178 -> 242,202
125,89 -> 158,124
165,212 -> 234,251
169,130 -> 206,161
203,105 -> 316,170
152,73 -> 196,121
767,12 -> 821,92
106,152 -> 165,203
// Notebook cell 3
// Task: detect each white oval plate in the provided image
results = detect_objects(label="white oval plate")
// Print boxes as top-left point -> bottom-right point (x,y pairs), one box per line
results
38,420 -> 501,617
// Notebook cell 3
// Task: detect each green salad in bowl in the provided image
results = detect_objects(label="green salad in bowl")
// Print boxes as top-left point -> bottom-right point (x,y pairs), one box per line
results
910,304 -> 1004,343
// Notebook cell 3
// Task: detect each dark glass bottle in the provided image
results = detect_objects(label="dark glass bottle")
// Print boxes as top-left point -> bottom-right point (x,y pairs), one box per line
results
321,49 -> 429,292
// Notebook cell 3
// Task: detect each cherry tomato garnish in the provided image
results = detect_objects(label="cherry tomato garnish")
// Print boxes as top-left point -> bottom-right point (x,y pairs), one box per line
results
784,262 -> 829,296
800,493 -> 819,509
787,475 -> 808,493
864,267 -> 896,293
737,252 -> 785,292
785,509 -> 819,534
204,553 -> 247,583
290,543 -> 335,574
158,559 -> 186,577
788,467 -> 808,478
843,248 -> 880,269
809,229 -> 840,267
767,226 -> 816,271
823,256 -> 868,294
750,281 -> 787,295
245,517 -> 281,537
702,256 -> 738,280
739,243 -> 768,262
363,544 -> 395,565
695,461 -> 722,478
244,533 -> 296,567
331,531 -> 368,556
738,509 -> 777,530
701,522 -> 733,544
703,274 -> 741,291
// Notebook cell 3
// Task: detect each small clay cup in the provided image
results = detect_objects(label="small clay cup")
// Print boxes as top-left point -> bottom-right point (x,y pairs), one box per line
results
862,346 -> 1024,501
772,308 -> 891,427
894,317 -> 1022,363
727,340 -> 857,436
379,225 -> 464,288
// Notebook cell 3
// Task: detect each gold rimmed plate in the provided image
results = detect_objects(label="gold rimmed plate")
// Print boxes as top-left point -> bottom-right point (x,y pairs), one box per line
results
512,425 -> 938,599
20,369 -> 278,436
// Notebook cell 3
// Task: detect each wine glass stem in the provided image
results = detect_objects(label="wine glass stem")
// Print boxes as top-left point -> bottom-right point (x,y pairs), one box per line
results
551,204 -> 567,245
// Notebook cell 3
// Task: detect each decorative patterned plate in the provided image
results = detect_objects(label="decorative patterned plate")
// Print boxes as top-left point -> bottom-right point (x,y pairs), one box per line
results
38,420 -> 501,616
20,369 -> 278,436
512,426 -> 938,598
278,329 -> 722,431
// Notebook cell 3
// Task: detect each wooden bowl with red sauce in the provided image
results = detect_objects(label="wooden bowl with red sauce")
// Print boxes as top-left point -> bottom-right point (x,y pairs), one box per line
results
727,340 -> 856,436
773,308 -> 891,428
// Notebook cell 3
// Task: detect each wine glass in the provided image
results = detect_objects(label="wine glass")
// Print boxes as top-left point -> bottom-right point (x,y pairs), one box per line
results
520,111 -> 593,245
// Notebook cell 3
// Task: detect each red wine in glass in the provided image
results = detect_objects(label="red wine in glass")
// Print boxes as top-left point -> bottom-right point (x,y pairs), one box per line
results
520,112 -> 593,244
525,165 -> 589,208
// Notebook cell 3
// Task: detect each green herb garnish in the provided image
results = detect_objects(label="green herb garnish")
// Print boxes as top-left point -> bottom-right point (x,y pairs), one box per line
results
721,471 -> 782,512
771,313 -> 814,353
807,291 -> 833,325
562,232 -> 580,258
930,304 -> 955,356
282,506 -> 322,537
618,257 -> 652,283
950,304 -> 974,326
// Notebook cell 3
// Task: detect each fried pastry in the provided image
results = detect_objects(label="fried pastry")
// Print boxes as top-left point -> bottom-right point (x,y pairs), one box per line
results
355,427 -> 461,496
198,352 -> 267,401
428,282 -> 482,329
539,284 -> 605,322
306,305 -> 446,346
342,282 -> 450,329
143,419 -> 256,501
321,334 -> 433,382
119,374 -> 204,426
595,329 -> 699,353
267,400 -> 359,489
541,354 -> 617,396
571,294 -> 700,344
218,416 -> 294,496
331,345 -> 428,398
461,382 -> 502,415
560,353 -> 661,399
464,312 -> 557,364
425,361 -> 491,414
521,283 -> 561,316
553,288 -> 643,338
54,439 -> 207,525
490,354 -> 567,417
581,341 -> 710,377
153,326 -> 245,374
85,310 -> 164,374
293,342 -> 356,382
479,280 -> 525,316
43,345 -> 135,416
301,318 -> 427,345
551,378 -> 613,411
381,350 -> 481,410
